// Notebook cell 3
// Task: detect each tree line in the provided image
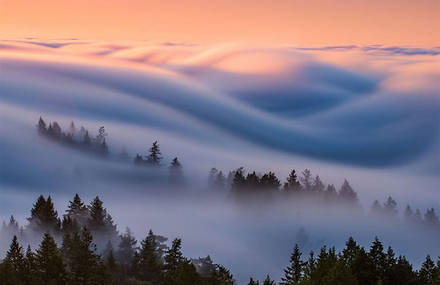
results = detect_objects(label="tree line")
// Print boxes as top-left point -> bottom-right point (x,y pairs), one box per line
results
1,195 -> 439,284
0,194 -> 235,285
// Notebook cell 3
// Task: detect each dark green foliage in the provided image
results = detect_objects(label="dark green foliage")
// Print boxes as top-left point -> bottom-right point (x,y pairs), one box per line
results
1,193 -> 439,285
28,195 -> 60,234
281,243 -> 303,285
35,233 -> 67,284
5,236 -> 26,282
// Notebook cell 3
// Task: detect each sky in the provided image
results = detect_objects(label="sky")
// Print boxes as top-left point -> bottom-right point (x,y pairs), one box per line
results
1,0 -> 440,45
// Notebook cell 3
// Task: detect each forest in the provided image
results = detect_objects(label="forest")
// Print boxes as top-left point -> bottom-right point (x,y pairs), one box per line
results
34,117 -> 440,230
0,194 -> 439,285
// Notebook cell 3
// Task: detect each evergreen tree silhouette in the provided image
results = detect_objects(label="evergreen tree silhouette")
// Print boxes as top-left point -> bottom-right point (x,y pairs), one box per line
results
37,117 -> 47,134
147,141 -> 162,166
169,157 -> 184,185
281,244 -> 304,285
35,233 -> 66,284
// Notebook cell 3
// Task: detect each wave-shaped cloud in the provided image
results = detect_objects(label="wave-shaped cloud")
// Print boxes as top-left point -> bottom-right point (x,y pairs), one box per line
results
0,40 -> 439,168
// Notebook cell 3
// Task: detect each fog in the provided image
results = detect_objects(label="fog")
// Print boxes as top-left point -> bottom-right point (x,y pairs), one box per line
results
0,39 -> 439,283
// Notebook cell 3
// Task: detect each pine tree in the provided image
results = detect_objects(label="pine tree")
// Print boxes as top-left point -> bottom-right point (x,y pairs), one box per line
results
338,180 -> 358,205
134,154 -> 144,165
35,233 -> 66,284
247,277 -> 259,285
28,195 -> 60,233
285,169 -> 301,193
281,244 -> 303,285
383,196 -> 398,217
136,230 -> 163,283
146,141 -> 162,166
300,169 -> 312,192
88,196 -> 106,231
369,237 -> 386,280
83,131 -> 92,146
63,227 -> 100,284
66,193 -> 88,227
419,255 -> 437,284
424,208 -> 439,226
262,275 -> 275,285
169,157 -> 184,185
260,172 -> 281,191
117,227 -> 137,269
38,117 -> 47,134
312,175 -> 325,193
5,235 -> 26,280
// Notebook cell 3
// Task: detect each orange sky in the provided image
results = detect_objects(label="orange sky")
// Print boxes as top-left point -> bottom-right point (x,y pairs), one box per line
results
1,0 -> 439,45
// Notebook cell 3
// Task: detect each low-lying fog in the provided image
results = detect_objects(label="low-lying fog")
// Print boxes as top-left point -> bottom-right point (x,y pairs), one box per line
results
0,40 -> 439,283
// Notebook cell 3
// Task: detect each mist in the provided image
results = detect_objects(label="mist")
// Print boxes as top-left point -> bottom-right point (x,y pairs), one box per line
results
0,39 -> 439,284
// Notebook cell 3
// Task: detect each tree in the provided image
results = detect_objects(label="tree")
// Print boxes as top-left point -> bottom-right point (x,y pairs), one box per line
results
262,275 -> 275,285
247,277 -> 259,285
285,169 -> 301,193
169,157 -> 184,185
260,172 -> 281,192
35,233 -> 66,284
419,255 -> 438,284
63,227 -> 100,284
281,244 -> 303,285
88,196 -> 106,231
38,117 -> 47,133
28,195 -> 60,233
135,230 -> 163,283
404,205 -> 414,223
383,196 -> 398,217
134,154 -> 144,165
312,175 -> 325,193
83,131 -> 92,146
210,265 -> 236,285
65,193 -> 88,226
324,184 -> 337,202
5,235 -> 26,280
95,126 -> 107,145
338,180 -> 358,205
117,228 -> 137,269
146,141 -> 162,166
300,169 -> 312,192
369,237 -> 386,280
424,208 -> 439,226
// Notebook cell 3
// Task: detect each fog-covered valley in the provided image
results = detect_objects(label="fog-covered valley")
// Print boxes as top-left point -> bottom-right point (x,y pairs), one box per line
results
0,39 -> 439,283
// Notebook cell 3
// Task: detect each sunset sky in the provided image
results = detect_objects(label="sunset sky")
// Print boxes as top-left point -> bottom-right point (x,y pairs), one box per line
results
1,0 -> 439,45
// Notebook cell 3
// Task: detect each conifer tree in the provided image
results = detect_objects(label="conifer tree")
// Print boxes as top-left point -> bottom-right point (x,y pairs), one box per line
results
88,196 -> 106,231
300,169 -> 312,192
247,277 -> 259,285
262,275 -> 275,285
35,233 -> 66,284
63,227 -> 100,284
147,141 -> 162,166
66,193 -> 88,226
338,180 -> 358,205
117,228 -> 137,269
5,235 -> 26,280
281,244 -> 303,285
419,255 -> 438,284
136,229 -> 163,283
169,157 -> 184,185
383,196 -> 398,217
38,117 -> 47,134
285,169 -> 301,193
83,131 -> 92,146
134,154 -> 144,165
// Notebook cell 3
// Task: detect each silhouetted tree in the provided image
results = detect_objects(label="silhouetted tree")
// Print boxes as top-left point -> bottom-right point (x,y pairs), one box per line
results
146,141 -> 162,166
169,157 -> 184,185
281,243 -> 303,285
35,233 -> 66,284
